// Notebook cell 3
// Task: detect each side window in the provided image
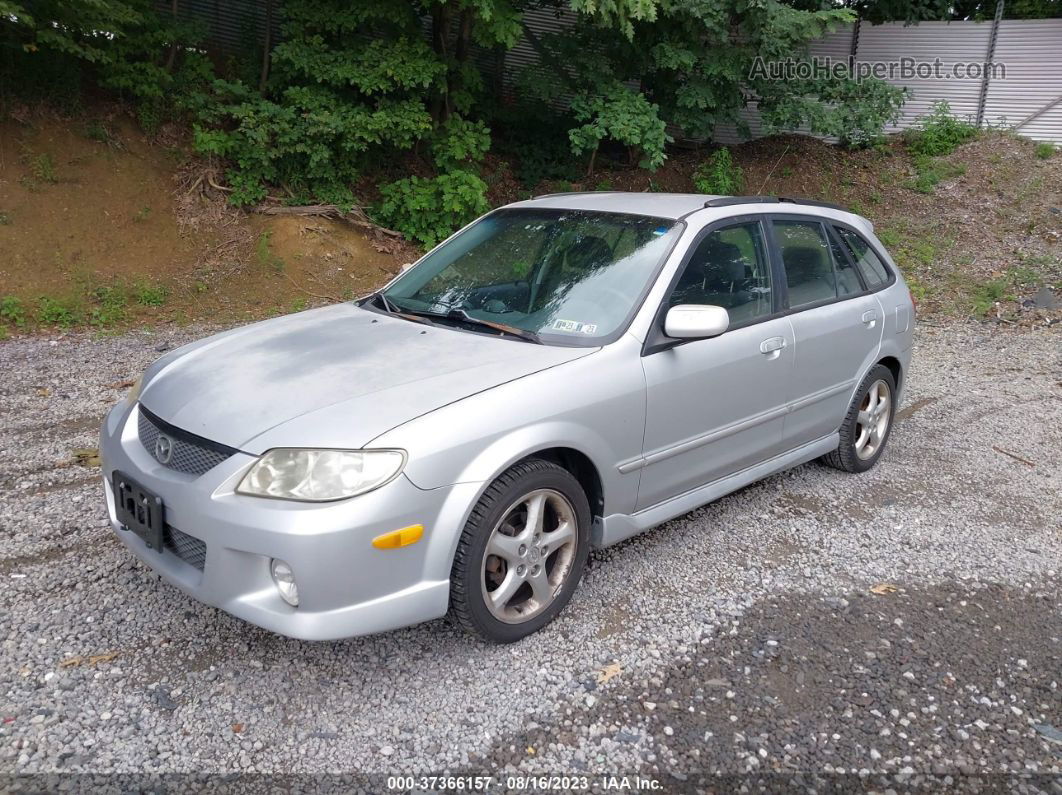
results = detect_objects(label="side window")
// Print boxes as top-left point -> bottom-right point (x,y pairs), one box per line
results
775,219 -> 855,309
828,233 -> 864,296
669,221 -> 773,326
835,226 -> 890,289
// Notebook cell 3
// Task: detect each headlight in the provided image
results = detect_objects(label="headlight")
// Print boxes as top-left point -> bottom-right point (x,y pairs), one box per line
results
236,449 -> 406,502
126,374 -> 144,405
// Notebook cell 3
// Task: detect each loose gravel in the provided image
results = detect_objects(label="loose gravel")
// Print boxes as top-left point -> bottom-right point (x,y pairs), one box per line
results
0,321 -> 1059,789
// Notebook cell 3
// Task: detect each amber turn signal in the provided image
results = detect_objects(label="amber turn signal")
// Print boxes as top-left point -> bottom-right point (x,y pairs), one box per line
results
372,524 -> 424,549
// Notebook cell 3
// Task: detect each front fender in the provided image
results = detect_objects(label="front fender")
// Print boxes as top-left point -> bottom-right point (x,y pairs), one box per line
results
368,337 -> 648,518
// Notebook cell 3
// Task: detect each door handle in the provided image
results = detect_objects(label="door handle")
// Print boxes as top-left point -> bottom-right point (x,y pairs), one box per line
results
862,310 -> 879,327
759,336 -> 786,355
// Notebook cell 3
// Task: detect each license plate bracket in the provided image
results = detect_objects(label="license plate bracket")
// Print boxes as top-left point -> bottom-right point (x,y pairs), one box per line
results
113,472 -> 165,552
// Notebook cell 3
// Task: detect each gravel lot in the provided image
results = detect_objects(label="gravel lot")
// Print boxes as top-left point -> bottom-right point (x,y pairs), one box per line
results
0,321 -> 1059,789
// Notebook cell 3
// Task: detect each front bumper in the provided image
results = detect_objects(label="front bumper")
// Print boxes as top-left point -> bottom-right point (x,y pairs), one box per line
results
99,400 -> 482,640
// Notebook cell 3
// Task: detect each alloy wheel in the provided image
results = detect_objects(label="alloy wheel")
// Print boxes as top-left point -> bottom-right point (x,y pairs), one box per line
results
854,378 -> 891,460
480,489 -> 578,624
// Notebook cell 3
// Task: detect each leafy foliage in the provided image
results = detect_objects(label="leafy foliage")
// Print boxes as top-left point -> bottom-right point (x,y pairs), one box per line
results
906,101 -> 979,157
569,83 -> 670,172
375,171 -> 490,247
694,148 -> 745,195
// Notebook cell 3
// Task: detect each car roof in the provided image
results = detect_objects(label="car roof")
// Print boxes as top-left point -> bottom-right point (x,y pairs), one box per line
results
509,192 -> 716,220
506,191 -> 874,235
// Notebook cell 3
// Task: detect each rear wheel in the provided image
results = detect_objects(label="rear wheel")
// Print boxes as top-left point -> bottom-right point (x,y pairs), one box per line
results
450,459 -> 590,643
821,364 -> 897,473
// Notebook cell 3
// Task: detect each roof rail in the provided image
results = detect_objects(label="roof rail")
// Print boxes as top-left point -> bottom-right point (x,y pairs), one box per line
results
703,195 -> 849,212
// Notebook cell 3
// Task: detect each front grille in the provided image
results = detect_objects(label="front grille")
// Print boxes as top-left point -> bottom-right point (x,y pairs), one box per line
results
138,408 -> 234,477
163,525 -> 207,571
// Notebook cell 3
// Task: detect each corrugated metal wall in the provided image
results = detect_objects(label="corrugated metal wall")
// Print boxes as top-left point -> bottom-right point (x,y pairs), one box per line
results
171,0 -> 1062,145
983,19 -> 1062,143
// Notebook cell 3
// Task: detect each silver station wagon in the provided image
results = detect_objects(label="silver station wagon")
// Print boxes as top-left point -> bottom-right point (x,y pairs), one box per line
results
100,193 -> 914,642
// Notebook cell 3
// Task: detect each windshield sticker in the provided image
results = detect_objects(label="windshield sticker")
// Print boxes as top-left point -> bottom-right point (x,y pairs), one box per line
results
552,319 -> 598,335
653,226 -> 669,236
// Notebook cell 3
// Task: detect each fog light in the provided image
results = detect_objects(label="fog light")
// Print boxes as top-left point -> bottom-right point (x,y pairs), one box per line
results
270,558 -> 299,607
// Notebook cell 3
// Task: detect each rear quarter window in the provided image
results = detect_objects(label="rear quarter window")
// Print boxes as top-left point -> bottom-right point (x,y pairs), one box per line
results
835,226 -> 891,289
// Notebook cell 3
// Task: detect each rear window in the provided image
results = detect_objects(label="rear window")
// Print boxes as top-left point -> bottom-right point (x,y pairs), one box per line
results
835,227 -> 891,289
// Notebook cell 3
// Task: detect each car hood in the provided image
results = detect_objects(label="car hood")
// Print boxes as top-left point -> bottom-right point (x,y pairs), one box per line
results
139,304 -> 593,453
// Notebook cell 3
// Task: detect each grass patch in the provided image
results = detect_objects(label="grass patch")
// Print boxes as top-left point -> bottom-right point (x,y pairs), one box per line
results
969,278 -> 1013,317
255,231 -> 286,274
290,297 -> 308,313
1034,142 -> 1056,160
907,155 -> 966,194
0,211 -> 11,225
132,206 -> 151,223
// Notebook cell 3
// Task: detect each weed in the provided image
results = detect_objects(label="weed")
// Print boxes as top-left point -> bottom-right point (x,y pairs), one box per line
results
554,180 -> 575,193
195,281 -> 209,293
0,326 -> 8,340
906,101 -> 979,158
848,202 -> 866,217
255,231 -> 286,274
290,297 -> 308,313
693,147 -> 744,195
30,153 -> 58,184
1034,142 -> 1056,160
970,277 -> 1012,317
134,281 -> 168,306
36,296 -> 82,327
1,296 -> 27,327
0,211 -> 10,225
594,179 -> 614,191
132,206 -> 151,223
868,190 -> 882,205
90,284 -> 130,327
780,166 -> 793,179
82,121 -> 111,144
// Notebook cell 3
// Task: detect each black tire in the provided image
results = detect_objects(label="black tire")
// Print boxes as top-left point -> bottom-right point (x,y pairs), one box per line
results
821,364 -> 897,473
450,458 -> 591,643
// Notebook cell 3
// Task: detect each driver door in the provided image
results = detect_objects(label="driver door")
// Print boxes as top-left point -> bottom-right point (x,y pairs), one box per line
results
636,218 -> 794,510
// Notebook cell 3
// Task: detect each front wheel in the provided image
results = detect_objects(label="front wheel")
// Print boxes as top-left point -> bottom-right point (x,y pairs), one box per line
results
450,459 -> 591,643
821,364 -> 897,473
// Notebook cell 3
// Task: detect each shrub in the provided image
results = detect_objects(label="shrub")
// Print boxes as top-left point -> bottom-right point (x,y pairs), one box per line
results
693,148 -> 744,195
907,102 -> 979,158
375,170 -> 489,248
432,118 -> 491,171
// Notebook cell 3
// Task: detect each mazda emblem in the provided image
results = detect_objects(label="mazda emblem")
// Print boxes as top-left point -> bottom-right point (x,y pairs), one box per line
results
155,434 -> 174,464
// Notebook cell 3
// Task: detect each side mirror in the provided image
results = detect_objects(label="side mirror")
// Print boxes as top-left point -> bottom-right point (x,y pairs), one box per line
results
664,304 -> 729,339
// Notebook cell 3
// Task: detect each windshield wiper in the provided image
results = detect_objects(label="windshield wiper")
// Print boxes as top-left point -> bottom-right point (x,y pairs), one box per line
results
400,307 -> 542,344
370,291 -> 398,314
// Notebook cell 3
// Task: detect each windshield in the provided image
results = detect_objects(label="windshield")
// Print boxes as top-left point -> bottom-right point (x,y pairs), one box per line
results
379,208 -> 683,345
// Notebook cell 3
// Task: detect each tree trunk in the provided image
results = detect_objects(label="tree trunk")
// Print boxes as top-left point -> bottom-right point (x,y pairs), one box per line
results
259,0 -> 273,94
430,3 -> 453,123
164,0 -> 179,72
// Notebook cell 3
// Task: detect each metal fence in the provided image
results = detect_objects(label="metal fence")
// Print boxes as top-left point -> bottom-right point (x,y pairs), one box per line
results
169,1 -> 1062,145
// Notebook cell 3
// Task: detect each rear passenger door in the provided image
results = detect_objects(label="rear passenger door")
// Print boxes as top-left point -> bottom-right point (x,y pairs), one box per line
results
769,216 -> 884,449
